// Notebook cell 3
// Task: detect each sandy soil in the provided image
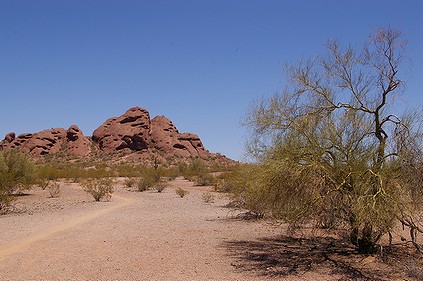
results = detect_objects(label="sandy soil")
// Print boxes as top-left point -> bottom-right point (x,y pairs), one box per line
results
0,177 -> 421,281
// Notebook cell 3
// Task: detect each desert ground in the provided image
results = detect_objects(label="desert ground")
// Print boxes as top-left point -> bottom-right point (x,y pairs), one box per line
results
0,177 -> 421,281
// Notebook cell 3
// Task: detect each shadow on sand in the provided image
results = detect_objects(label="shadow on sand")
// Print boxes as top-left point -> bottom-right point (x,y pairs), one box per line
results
224,235 -> 421,281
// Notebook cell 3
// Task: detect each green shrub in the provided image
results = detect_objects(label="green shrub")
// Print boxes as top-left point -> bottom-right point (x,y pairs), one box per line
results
81,178 -> 114,201
0,150 -> 35,212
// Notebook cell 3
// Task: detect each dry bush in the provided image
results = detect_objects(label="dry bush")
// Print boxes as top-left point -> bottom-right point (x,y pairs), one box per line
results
124,177 -> 136,188
202,192 -> 215,203
176,188 -> 189,198
81,178 -> 114,201
154,180 -> 167,193
48,181 -> 61,198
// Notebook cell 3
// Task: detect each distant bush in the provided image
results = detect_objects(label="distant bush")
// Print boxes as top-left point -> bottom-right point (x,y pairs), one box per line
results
81,178 -> 114,201
176,188 -> 189,198
154,180 -> 167,193
48,180 -> 61,198
134,168 -> 171,192
181,159 -> 213,186
202,192 -> 215,203
124,177 -> 137,188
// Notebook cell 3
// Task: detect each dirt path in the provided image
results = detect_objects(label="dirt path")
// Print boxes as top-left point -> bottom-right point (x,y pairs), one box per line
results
0,193 -> 134,260
0,178 -> 286,281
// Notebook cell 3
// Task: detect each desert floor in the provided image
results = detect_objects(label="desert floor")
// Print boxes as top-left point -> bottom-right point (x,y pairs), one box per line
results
0,177 -> 421,281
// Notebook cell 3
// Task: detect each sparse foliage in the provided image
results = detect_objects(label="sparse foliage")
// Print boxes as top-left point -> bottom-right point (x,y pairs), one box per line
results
124,177 -> 137,188
202,192 -> 215,203
176,188 -> 189,198
0,149 -> 35,212
48,180 -> 61,198
154,180 -> 167,193
182,159 -> 213,186
82,178 -> 114,201
135,169 -> 160,192
243,27 -> 423,253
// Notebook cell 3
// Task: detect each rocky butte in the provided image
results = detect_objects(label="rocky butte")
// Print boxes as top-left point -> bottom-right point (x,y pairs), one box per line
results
0,106 -> 231,164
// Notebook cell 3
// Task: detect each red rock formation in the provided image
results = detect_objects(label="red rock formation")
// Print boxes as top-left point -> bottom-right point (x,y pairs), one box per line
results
65,125 -> 91,157
92,107 -> 151,153
0,126 -> 91,157
150,115 -> 208,159
0,106 -> 232,164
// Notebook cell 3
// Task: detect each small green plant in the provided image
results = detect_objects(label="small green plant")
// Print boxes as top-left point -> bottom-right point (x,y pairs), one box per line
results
48,180 -> 61,198
202,192 -> 215,203
82,178 -> 114,201
176,188 -> 189,198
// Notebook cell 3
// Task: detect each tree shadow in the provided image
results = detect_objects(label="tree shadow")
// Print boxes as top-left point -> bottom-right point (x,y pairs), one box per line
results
224,235 -> 411,281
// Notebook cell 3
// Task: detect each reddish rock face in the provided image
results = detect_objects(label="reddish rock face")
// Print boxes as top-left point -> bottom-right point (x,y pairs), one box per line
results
149,115 -> 208,159
0,126 -> 91,157
65,125 -> 91,157
1,128 -> 67,156
0,106 -> 232,164
4,132 -> 15,143
92,107 -> 151,153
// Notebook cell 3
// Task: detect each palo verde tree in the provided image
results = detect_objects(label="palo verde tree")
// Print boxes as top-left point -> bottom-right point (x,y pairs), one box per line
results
244,27 -> 423,253
0,149 -> 35,211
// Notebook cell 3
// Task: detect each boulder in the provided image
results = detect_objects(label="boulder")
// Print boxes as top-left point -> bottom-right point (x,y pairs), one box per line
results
92,107 -> 151,153
4,132 -> 15,143
150,115 -> 208,159
20,128 -> 66,156
65,125 -> 91,157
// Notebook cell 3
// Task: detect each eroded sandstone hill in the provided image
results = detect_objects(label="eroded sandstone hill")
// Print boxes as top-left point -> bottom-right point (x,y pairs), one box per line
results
0,106 -> 230,164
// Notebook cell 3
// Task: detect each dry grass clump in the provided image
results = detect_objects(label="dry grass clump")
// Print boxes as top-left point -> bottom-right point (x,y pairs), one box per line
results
81,178 -> 114,201
176,188 -> 189,198
202,192 -> 215,203
124,177 -> 137,188
47,180 -> 61,198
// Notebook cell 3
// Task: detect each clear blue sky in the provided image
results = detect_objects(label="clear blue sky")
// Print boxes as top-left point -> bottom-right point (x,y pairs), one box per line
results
1,0 -> 422,161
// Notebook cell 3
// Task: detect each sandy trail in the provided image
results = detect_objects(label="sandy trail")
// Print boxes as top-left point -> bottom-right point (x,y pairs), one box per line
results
0,178 -> 284,281
0,193 -> 134,260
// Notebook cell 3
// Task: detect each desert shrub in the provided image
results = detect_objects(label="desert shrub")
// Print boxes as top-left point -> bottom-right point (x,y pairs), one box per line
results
48,180 -> 61,198
0,149 -> 35,212
211,166 -> 244,193
243,27 -> 423,253
182,159 -> 214,186
154,180 -> 167,193
202,192 -> 215,203
135,176 -> 152,192
134,168 -> 171,192
124,177 -> 137,188
176,188 -> 189,198
81,178 -> 114,201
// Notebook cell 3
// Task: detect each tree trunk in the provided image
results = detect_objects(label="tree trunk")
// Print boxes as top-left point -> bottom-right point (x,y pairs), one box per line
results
350,224 -> 378,254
